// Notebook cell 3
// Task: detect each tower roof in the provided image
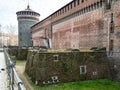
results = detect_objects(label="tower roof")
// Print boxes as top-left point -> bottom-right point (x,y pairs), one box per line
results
16,5 -> 40,21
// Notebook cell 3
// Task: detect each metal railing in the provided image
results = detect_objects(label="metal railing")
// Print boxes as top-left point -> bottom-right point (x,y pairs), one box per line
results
4,48 -> 26,90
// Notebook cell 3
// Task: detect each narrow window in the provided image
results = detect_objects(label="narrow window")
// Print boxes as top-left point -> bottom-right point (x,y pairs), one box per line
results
110,13 -> 114,33
100,0 -> 103,7
94,3 -> 97,9
110,40 -> 114,51
71,4 -> 72,9
53,55 -> 59,62
68,6 -> 69,11
89,6 -> 91,11
110,24 -> 114,33
61,10 -> 62,14
65,7 -> 66,12
78,0 -> 80,5
91,4 -> 94,10
111,13 -> 114,23
97,2 -> 99,8
74,1 -> 76,7
106,0 -> 111,9
81,0 -> 84,3
80,65 -> 87,74
59,10 -> 61,14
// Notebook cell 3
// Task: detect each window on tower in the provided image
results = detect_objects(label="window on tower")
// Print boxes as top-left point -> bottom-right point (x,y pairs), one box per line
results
81,0 -> 84,3
110,40 -> 114,51
106,0 -> 111,9
110,13 -> 114,33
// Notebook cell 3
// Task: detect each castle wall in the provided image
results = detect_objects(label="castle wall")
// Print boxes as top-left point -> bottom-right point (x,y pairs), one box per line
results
52,7 -> 105,49
31,0 -> 106,49
31,0 -> 120,51
32,28 -> 45,46
27,0 -> 120,82
104,1 -> 120,81
25,50 -> 110,85
51,0 -> 103,23
112,1 -> 120,52
31,16 -> 52,47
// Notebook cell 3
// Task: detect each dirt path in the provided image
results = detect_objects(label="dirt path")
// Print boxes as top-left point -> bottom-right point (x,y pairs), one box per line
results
15,64 -> 34,90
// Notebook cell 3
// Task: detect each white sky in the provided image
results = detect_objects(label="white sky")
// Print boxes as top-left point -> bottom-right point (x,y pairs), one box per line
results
0,0 -> 72,33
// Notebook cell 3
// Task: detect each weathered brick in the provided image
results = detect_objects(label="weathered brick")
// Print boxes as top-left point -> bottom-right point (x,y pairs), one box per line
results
31,0 -> 120,52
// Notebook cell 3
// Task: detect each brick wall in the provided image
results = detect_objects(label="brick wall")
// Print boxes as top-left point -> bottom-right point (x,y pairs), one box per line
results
31,0 -> 120,51
52,7 -> 105,49
112,1 -> 120,52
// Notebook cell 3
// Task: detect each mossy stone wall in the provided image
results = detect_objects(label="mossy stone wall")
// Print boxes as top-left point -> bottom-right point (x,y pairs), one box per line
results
25,51 -> 110,85
17,49 -> 28,60
8,46 -> 28,60
8,46 -> 18,57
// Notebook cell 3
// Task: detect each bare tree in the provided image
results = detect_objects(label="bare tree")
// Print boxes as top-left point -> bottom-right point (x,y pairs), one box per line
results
2,24 -> 18,46
4,24 -> 17,34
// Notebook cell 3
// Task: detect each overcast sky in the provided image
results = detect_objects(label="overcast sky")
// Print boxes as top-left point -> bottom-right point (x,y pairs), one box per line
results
0,0 -> 72,33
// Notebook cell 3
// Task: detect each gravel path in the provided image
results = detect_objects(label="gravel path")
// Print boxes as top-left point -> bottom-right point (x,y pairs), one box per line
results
0,52 -> 8,90
15,62 -> 34,90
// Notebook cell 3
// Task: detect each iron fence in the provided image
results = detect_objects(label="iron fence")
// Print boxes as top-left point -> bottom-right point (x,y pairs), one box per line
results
4,48 -> 26,90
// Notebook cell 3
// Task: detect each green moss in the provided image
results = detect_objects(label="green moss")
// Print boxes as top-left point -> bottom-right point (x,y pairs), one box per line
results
16,49 -> 28,60
25,50 -> 109,85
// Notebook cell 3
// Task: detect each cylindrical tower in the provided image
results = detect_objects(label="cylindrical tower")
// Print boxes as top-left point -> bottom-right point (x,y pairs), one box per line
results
16,5 -> 40,47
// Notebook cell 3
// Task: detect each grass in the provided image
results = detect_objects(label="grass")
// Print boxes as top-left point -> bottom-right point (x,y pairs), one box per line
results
24,73 -> 120,90
10,56 -> 26,66
15,60 -> 26,66
35,80 -> 120,90
13,57 -> 120,90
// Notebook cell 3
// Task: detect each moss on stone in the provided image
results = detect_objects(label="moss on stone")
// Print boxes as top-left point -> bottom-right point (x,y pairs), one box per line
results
25,50 -> 110,86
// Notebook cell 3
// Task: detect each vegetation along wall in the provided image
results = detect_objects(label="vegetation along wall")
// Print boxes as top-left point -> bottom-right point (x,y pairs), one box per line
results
8,46 -> 28,60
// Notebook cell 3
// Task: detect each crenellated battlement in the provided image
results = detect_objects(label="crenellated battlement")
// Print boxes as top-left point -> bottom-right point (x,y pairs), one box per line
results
16,6 -> 40,21
32,0 -> 104,32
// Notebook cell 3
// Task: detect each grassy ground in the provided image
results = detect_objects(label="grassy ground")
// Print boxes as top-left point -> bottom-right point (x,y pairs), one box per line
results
11,56 -> 26,66
15,60 -> 26,66
25,73 -> 120,90
14,59 -> 120,90
33,80 -> 120,90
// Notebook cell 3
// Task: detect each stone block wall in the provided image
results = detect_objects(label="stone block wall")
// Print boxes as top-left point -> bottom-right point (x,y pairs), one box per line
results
8,47 -> 28,60
17,48 -> 28,60
18,19 -> 38,47
25,50 -> 110,85
8,46 -> 18,57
